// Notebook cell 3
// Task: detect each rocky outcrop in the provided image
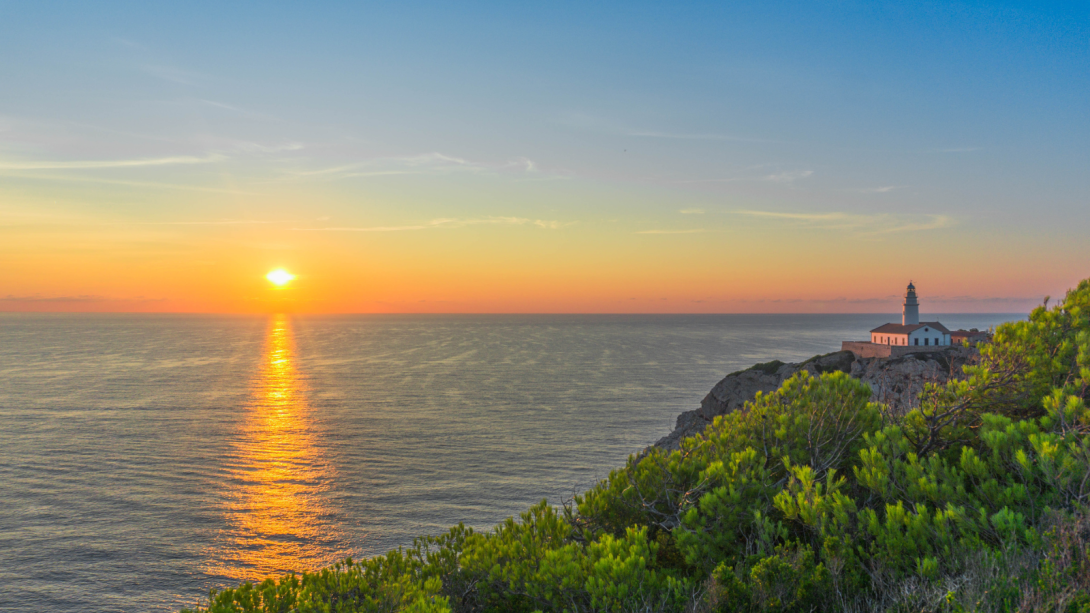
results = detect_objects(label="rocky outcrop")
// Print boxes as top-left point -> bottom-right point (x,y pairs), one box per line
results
654,346 -> 978,451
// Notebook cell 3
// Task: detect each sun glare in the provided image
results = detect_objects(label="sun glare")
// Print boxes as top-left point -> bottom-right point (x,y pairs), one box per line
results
266,269 -> 296,286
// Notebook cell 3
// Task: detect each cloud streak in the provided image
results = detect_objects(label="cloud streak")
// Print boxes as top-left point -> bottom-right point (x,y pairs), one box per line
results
635,229 -> 706,234
123,219 -> 283,226
736,209 -> 954,236
626,130 -> 775,143
850,185 -> 906,193
738,211 -> 850,222
286,152 -> 540,181
762,170 -> 814,183
141,64 -> 206,85
0,294 -> 165,303
0,154 -> 225,170
871,215 -> 952,234
553,112 -> 777,143
294,216 -> 571,232
680,169 -> 813,184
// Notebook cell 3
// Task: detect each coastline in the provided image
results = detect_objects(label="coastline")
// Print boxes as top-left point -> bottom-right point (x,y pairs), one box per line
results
653,345 -> 978,450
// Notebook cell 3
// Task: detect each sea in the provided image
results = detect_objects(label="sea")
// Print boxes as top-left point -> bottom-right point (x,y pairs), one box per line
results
0,313 -> 1023,612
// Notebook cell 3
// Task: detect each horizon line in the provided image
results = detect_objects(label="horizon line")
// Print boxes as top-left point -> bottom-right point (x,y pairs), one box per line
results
0,310 -> 1031,316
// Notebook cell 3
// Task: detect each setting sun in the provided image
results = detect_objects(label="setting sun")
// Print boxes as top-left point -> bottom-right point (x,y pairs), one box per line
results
266,269 -> 296,286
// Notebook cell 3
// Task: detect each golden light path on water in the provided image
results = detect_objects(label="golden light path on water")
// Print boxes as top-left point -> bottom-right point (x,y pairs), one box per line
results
206,314 -> 347,582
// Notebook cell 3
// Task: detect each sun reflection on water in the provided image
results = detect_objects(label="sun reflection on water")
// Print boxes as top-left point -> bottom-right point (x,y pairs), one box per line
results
207,315 -> 346,582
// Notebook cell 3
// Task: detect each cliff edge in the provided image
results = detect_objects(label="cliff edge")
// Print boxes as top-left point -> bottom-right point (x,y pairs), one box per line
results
654,346 -> 978,450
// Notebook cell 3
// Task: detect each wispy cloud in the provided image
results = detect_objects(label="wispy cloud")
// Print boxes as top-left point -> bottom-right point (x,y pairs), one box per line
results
626,130 -> 775,143
229,141 -> 304,153
738,211 -> 850,222
683,293 -> 1036,312
635,229 -> 706,235
506,157 -> 537,172
736,209 -> 954,236
286,152 -> 538,181
294,216 -> 572,232
0,154 -> 225,170
680,169 -> 813,184
123,219 -> 283,226
929,295 -> 1040,304
871,215 -> 952,234
141,64 -> 206,85
937,147 -> 981,153
136,97 -> 283,122
0,294 -> 165,303
296,167 -> 416,179
553,112 -> 776,143
0,172 -> 255,195
849,185 -> 906,194
1,294 -> 104,303
194,99 -> 248,113
534,220 -> 576,229
763,170 -> 813,183
679,208 -> 705,214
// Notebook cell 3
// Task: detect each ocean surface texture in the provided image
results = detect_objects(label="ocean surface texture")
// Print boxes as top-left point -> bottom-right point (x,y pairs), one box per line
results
0,313 -> 1021,612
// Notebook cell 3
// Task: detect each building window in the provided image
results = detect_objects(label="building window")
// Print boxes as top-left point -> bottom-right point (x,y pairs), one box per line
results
925,338 -> 930,346
915,338 -> 919,346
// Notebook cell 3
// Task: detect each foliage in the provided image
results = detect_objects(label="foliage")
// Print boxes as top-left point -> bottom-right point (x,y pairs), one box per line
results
185,278 -> 1090,613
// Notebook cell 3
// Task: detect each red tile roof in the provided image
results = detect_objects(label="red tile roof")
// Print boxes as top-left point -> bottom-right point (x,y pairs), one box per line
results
870,321 -> 951,334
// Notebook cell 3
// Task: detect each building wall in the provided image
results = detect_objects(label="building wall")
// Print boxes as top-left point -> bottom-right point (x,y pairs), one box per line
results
871,333 -> 909,345
843,341 -> 958,359
907,327 -> 948,346
842,341 -> 892,358
903,303 -> 919,325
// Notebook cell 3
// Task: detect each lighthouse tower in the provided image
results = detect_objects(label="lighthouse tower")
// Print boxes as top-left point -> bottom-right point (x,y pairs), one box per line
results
844,280 -> 953,356
902,282 -> 920,325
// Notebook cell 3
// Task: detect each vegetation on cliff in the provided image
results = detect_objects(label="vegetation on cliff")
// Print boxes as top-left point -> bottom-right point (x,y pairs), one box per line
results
184,279 -> 1090,613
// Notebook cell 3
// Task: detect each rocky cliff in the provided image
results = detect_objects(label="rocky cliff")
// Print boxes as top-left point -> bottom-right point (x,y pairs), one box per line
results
654,346 -> 978,450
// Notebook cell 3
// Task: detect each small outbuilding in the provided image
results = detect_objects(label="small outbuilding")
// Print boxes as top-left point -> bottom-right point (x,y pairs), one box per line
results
951,328 -> 991,346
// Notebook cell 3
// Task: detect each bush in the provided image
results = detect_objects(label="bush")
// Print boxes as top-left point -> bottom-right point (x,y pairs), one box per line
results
185,279 -> 1090,613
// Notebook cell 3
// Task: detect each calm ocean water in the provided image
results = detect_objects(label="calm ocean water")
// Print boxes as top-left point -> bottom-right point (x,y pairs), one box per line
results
0,313 -> 1022,612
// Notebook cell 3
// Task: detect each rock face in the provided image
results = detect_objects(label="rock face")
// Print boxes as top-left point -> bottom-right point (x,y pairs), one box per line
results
654,347 -> 977,451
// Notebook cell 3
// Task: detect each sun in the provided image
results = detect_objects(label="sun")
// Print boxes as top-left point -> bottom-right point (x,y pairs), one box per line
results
266,269 -> 296,286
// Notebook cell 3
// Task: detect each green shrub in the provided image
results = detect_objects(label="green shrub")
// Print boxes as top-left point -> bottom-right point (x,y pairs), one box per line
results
748,360 -> 786,376
185,278 -> 1090,613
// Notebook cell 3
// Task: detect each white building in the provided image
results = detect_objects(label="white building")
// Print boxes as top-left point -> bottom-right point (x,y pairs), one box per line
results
868,282 -> 951,347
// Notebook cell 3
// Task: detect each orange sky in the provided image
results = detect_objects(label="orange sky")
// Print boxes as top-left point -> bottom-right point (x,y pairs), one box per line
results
2,186 -> 1080,313
3,3 -> 1088,314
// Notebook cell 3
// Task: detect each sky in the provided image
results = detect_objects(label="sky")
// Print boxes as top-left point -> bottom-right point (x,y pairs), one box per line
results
1,1 -> 1087,313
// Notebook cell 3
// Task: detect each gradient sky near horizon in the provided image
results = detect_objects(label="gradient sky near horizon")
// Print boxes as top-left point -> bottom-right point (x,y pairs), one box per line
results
1,1 -> 1087,313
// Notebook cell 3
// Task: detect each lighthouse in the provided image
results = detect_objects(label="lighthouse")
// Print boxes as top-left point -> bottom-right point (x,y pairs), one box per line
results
843,281 -> 955,357
902,282 -> 920,325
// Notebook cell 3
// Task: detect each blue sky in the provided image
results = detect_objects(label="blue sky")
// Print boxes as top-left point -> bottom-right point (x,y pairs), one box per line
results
1,1 -> 1087,312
